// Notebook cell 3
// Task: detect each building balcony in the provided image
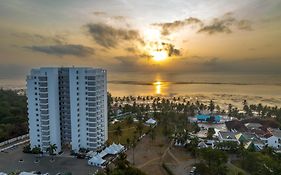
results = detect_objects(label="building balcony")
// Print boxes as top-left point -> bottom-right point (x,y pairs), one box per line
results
38,77 -> 47,82
39,82 -> 47,87
42,142 -> 50,147
39,99 -> 48,104
39,94 -> 48,99
42,131 -> 50,136
42,136 -> 50,141
40,110 -> 49,115
41,126 -> 50,131
41,121 -> 49,126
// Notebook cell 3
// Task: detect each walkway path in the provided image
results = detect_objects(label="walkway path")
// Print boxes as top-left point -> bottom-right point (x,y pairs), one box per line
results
167,149 -> 180,164
137,157 -> 161,168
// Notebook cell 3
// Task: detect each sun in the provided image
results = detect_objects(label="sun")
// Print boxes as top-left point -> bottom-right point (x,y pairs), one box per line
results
151,50 -> 168,62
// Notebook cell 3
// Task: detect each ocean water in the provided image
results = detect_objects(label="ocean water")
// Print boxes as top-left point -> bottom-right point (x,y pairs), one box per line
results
1,72 -> 281,107
107,72 -> 281,107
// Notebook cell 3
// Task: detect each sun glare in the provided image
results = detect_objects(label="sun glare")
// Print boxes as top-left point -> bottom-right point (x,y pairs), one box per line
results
142,28 -> 170,62
151,51 -> 168,62
153,81 -> 162,94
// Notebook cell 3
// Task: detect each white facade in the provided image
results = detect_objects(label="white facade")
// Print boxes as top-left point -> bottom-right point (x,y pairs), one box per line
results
261,135 -> 280,148
26,67 -> 107,153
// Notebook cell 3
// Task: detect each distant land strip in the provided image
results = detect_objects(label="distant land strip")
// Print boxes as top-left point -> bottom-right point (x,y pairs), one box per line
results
108,80 -> 281,86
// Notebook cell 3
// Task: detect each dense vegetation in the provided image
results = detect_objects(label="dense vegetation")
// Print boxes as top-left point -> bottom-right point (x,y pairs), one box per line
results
97,153 -> 146,175
0,89 -> 28,142
109,95 -> 281,126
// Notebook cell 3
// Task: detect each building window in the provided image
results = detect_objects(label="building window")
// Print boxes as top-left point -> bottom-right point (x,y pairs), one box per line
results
37,139 -> 40,142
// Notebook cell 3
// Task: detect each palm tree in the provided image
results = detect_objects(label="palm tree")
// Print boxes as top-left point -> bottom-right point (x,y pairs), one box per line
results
208,100 -> 215,113
132,135 -> 137,165
46,144 -> 57,162
136,122 -> 144,137
228,104 -> 233,116
125,116 -> 134,126
116,153 -> 130,169
149,126 -> 155,144
126,138 -> 131,148
114,126 -> 123,143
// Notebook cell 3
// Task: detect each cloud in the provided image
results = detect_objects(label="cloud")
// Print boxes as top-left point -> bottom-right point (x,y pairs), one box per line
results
153,17 -> 203,35
198,13 -> 252,34
153,13 -> 252,36
111,16 -> 126,21
24,44 -> 95,57
93,11 -> 107,16
161,42 -> 181,56
0,64 -> 30,80
112,56 -> 144,72
203,57 -> 219,66
236,20 -> 252,30
182,56 -> 281,74
125,47 -> 137,53
11,32 -> 66,44
85,23 -> 143,48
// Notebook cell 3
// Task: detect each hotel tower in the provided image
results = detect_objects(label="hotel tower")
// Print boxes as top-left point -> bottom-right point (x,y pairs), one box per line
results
26,67 -> 108,153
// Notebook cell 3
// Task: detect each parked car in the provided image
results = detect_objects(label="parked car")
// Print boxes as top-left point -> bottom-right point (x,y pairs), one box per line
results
189,166 -> 196,175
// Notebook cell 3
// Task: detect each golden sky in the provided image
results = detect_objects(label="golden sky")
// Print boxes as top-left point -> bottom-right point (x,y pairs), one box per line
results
0,0 -> 281,80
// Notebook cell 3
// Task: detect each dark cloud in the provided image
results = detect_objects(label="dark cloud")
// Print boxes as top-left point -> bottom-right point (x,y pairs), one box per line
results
24,44 -> 95,57
125,47 -> 137,53
153,13 -> 252,35
203,57 -> 219,66
11,32 -> 66,44
236,20 -> 252,30
110,54 -> 281,75
161,42 -> 181,56
85,23 -> 143,48
93,11 -> 107,16
198,13 -> 252,34
111,16 -> 126,21
153,17 -> 203,35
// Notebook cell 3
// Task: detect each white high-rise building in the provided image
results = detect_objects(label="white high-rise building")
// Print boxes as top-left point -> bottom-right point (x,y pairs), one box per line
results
26,67 -> 108,153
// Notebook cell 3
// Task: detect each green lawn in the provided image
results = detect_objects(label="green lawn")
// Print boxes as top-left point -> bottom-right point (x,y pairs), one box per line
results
108,120 -> 150,145
227,163 -> 249,175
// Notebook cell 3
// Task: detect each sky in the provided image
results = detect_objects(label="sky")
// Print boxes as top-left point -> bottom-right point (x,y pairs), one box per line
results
0,0 -> 281,82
